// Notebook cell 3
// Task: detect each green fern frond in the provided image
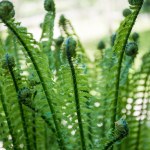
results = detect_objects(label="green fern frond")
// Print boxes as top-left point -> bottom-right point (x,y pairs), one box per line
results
111,1 -> 144,126
1,18 -> 66,149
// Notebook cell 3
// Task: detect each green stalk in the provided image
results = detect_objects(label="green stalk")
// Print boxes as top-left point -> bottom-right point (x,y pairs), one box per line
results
31,90 -> 37,150
66,38 -> 86,150
0,84 -> 18,150
6,55 -> 31,150
32,109 -> 37,150
2,19 -> 65,150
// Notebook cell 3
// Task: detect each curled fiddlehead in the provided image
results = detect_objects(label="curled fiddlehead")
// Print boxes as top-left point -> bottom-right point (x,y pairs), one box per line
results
0,0 -> 15,20
18,87 -> 56,134
128,0 -> 143,6
44,0 -> 55,12
97,40 -> 106,50
131,32 -> 139,42
2,54 -> 15,69
55,36 -> 64,47
122,8 -> 132,17
18,87 -> 33,105
104,117 -> 129,150
125,42 -> 138,56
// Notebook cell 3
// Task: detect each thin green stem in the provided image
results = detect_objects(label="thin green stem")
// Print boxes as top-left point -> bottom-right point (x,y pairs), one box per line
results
32,110 -> 37,150
31,91 -> 37,150
66,38 -> 86,150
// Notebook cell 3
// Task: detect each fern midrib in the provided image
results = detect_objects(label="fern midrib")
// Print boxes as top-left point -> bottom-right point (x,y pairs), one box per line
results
32,112 -> 37,150
1,19 -> 65,150
31,92 -> 37,150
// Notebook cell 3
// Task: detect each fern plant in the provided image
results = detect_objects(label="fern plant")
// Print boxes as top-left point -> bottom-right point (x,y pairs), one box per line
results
0,0 -> 149,150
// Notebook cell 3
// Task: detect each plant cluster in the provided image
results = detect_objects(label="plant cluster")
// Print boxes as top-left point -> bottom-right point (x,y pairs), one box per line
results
0,0 -> 149,150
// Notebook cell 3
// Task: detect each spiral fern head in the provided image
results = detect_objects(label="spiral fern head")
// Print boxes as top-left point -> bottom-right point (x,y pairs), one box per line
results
115,117 -> 129,137
59,15 -> 66,26
123,8 -> 132,17
128,0 -> 143,5
132,32 -> 139,42
65,37 -> 77,58
44,0 -> 55,12
125,42 -> 138,56
104,117 -> 129,150
0,0 -> 15,20
28,74 -> 40,87
1,54 -> 15,69
97,40 -> 105,50
55,36 -> 64,46
18,87 -> 32,104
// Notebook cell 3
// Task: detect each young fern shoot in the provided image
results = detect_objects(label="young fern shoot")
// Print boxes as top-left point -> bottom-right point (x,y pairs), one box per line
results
65,37 -> 87,150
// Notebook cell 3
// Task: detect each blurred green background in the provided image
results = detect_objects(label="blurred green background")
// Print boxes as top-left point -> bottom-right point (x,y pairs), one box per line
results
1,0 -> 150,60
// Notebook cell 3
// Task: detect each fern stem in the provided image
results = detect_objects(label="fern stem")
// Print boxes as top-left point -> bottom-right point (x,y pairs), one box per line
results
2,19 -> 65,150
135,73 -> 150,150
6,60 -> 31,150
0,84 -> 18,150
31,91 -> 37,150
112,4 -> 143,126
66,38 -> 86,150
32,111 -> 37,150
